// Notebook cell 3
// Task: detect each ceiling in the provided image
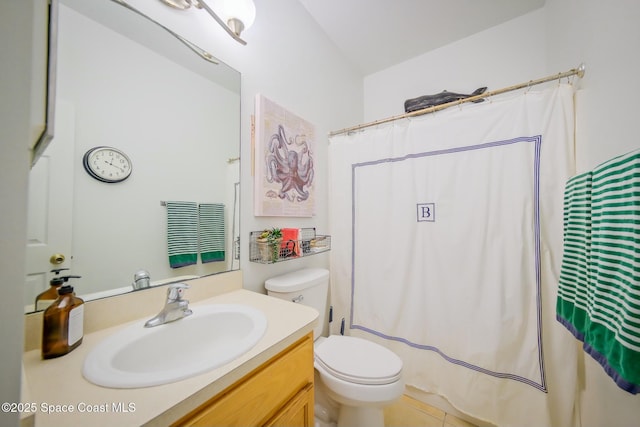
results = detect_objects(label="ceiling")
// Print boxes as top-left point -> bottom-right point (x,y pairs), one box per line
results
297,0 -> 546,75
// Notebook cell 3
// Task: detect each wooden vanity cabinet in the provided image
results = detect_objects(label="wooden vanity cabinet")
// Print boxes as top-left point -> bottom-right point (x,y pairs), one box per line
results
173,332 -> 314,427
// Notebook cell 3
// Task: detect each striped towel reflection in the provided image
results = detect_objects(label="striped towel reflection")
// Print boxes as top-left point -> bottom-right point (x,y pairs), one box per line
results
166,201 -> 198,268
199,203 -> 225,263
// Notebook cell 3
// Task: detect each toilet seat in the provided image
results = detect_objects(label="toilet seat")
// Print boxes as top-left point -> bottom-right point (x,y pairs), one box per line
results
314,335 -> 402,385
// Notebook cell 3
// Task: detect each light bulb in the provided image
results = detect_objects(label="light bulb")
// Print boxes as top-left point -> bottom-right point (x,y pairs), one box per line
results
218,0 -> 256,35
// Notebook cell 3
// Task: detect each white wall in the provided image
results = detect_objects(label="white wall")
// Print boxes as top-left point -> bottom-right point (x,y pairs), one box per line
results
364,10 -> 548,122
362,1 -> 640,426
544,1 -> 640,425
186,0 -> 364,293
2,1 -> 361,425
545,0 -> 640,172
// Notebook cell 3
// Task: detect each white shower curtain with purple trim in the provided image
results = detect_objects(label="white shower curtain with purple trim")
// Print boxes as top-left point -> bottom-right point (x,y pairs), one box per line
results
328,85 -> 579,427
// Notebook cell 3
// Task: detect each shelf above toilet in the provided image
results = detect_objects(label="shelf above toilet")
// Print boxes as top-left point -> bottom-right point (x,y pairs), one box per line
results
249,228 -> 331,264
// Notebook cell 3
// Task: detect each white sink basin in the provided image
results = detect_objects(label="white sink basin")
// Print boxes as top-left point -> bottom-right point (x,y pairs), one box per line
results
82,304 -> 267,388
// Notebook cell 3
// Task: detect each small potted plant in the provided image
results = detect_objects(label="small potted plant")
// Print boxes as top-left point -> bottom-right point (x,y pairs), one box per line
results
256,228 -> 283,262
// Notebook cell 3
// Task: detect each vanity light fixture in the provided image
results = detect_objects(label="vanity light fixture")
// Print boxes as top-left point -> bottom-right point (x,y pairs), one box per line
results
159,0 -> 256,45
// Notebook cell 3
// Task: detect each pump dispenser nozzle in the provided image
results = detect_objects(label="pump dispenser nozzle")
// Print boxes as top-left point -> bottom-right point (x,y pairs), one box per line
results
35,270 -> 75,311
56,275 -> 82,294
50,274 -> 81,286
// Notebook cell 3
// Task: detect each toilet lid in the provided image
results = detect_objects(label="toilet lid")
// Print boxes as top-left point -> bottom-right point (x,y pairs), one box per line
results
314,335 -> 402,385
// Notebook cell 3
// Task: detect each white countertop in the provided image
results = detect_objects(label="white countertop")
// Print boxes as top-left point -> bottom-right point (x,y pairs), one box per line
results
22,289 -> 318,427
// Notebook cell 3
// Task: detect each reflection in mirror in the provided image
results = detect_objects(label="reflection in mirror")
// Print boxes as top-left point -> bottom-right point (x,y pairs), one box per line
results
25,0 -> 241,313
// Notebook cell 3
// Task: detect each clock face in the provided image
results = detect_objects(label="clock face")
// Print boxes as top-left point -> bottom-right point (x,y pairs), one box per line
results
82,146 -> 132,183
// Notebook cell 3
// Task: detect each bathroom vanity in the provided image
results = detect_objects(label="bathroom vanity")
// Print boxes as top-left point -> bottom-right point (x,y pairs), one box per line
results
21,272 -> 317,426
173,333 -> 314,426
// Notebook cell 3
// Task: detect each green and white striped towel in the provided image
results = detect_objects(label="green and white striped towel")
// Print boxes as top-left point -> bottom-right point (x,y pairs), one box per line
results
588,149 -> 640,391
557,148 -> 640,393
166,201 -> 198,268
199,203 -> 225,263
557,171 -> 592,333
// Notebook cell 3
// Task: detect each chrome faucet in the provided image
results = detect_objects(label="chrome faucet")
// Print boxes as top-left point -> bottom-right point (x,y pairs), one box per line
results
144,283 -> 193,328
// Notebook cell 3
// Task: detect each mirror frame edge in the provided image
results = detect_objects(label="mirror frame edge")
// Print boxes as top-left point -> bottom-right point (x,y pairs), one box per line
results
31,0 -> 58,167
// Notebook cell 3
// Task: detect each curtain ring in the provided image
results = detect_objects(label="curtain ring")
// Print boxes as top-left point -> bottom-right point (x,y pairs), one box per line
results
525,81 -> 532,94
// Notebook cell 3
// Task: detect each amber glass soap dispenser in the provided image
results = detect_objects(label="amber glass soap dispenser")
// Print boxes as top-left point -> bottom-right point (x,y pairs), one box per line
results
34,268 -> 69,311
42,275 -> 85,359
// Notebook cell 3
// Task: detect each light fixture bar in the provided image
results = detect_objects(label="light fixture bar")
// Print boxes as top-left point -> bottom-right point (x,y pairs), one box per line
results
196,0 -> 247,45
114,0 -> 220,63
159,0 -> 193,10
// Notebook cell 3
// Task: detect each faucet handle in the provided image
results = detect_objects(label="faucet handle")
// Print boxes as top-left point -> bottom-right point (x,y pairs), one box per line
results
167,283 -> 189,301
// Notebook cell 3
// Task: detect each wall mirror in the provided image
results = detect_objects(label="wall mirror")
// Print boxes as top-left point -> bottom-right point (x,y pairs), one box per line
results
25,0 -> 241,313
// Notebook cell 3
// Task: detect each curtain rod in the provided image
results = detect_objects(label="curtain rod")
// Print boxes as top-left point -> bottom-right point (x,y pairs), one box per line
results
329,63 -> 586,137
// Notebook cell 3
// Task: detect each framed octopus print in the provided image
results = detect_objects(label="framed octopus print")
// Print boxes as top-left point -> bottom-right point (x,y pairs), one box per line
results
254,94 -> 316,217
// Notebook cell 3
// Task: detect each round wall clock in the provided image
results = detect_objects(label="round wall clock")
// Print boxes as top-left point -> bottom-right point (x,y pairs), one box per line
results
82,146 -> 132,183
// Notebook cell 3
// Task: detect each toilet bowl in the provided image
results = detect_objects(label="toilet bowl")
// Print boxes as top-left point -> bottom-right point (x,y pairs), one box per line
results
265,268 -> 404,427
314,335 -> 404,427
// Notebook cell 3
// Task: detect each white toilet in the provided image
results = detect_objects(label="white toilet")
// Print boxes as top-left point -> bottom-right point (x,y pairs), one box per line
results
265,268 -> 404,427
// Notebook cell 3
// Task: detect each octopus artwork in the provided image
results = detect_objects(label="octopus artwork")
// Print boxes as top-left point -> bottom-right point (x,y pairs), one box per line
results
264,124 -> 314,202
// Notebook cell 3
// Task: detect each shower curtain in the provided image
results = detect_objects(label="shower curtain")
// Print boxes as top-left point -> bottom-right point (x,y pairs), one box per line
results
328,84 -> 579,427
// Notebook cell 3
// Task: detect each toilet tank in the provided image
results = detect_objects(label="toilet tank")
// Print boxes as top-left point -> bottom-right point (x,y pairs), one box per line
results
265,268 -> 329,340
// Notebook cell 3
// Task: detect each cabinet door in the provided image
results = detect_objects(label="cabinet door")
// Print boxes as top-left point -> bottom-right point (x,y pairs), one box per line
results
265,384 -> 314,427
175,333 -> 314,427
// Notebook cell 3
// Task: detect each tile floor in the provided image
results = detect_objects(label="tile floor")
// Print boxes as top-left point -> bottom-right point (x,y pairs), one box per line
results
384,394 -> 478,427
